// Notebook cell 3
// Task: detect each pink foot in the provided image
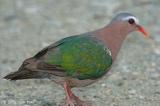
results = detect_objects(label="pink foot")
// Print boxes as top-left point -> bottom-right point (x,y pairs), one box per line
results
65,95 -> 92,106
63,82 -> 92,106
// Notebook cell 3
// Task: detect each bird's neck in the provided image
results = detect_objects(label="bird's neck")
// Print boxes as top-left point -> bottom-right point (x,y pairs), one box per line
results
95,24 -> 129,60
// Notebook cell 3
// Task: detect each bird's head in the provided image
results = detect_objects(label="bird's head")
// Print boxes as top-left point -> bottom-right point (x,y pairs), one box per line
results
110,12 -> 148,37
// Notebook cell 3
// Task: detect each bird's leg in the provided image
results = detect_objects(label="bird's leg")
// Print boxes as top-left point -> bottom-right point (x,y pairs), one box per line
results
63,82 -> 92,106
63,82 -> 76,106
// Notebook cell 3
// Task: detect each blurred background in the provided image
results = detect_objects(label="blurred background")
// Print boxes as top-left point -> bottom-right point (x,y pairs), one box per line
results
0,0 -> 160,106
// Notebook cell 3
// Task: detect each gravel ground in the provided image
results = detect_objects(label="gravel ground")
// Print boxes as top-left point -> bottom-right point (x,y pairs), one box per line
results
0,0 -> 160,106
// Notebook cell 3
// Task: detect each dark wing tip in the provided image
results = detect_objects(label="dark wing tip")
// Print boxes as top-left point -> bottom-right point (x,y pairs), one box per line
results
34,48 -> 48,59
4,72 -> 17,80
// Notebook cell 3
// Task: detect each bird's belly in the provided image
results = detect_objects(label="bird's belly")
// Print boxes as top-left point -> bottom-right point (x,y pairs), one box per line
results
50,75 -> 97,87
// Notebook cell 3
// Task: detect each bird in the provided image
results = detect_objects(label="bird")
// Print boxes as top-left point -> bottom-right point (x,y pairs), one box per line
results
4,12 -> 148,106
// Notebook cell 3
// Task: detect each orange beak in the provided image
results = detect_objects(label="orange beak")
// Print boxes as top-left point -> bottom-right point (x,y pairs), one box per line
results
137,25 -> 148,37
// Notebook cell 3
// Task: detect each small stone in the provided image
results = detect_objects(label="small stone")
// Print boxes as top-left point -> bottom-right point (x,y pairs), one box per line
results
128,89 -> 136,95
151,62 -> 156,67
154,49 -> 160,55
23,105 -> 30,106
101,83 -> 106,87
139,95 -> 145,99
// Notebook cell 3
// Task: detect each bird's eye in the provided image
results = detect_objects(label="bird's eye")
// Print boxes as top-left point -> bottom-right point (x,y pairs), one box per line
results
128,18 -> 135,24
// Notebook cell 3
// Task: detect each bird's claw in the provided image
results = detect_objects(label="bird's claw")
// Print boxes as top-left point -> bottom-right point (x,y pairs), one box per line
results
65,96 -> 92,106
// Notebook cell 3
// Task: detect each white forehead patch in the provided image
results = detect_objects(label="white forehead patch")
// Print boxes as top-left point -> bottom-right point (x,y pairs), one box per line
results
122,16 -> 139,24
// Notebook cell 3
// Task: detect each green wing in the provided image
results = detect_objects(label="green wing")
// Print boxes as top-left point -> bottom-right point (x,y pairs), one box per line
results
35,35 -> 112,80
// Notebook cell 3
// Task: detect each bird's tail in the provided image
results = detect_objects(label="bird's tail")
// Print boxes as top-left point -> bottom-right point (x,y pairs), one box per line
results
4,58 -> 50,80
4,69 -> 34,80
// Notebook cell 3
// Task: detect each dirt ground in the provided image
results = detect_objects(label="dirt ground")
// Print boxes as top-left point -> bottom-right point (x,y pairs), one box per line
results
0,0 -> 160,106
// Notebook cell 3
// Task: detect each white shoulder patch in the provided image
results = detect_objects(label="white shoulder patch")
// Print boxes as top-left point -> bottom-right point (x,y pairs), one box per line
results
108,49 -> 112,56
104,47 -> 112,56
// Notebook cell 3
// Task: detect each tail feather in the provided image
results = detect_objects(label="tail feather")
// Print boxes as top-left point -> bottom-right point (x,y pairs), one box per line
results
4,70 -> 31,80
4,58 -> 51,80
4,69 -> 50,80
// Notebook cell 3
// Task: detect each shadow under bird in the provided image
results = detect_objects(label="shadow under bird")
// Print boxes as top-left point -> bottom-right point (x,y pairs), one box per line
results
4,12 -> 148,106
